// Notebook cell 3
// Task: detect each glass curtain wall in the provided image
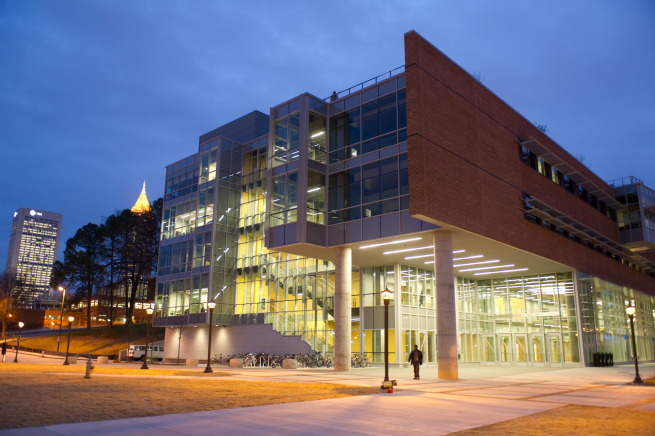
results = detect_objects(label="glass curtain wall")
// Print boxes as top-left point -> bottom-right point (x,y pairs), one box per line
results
455,272 -> 582,365
578,272 -> 655,363
399,266 -> 436,364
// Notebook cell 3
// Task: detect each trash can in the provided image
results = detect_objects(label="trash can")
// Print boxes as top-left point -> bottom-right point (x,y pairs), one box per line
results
593,352 -> 599,367
609,353 -> 614,366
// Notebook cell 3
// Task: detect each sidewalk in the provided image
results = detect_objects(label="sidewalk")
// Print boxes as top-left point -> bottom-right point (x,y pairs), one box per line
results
2,362 -> 653,435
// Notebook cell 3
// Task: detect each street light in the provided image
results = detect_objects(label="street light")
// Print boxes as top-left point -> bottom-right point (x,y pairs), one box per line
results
204,301 -> 216,373
626,306 -> 643,384
13,322 -> 24,363
57,286 -> 66,351
141,306 -> 154,370
380,288 -> 393,386
63,316 -> 75,366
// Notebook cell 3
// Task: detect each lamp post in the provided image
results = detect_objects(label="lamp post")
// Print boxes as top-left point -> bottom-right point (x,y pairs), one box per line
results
13,322 -> 24,363
141,306 -> 154,370
381,288 -> 393,386
63,316 -> 74,365
204,301 -> 216,373
626,306 -> 643,384
57,286 -> 66,351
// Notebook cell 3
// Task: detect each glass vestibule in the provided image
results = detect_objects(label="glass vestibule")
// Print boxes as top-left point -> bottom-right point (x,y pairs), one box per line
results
456,273 -> 582,366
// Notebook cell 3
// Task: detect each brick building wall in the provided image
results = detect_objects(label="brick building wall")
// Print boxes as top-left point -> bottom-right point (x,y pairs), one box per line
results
404,30 -> 655,295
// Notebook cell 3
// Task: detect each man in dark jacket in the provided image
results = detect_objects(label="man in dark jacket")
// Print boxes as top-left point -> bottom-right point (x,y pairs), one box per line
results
1,341 -> 6,362
408,345 -> 423,380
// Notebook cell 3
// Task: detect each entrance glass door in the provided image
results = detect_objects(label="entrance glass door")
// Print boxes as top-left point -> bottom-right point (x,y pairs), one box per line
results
498,335 -> 511,364
530,334 -> 545,366
482,335 -> 495,364
547,334 -> 563,366
514,335 -> 528,365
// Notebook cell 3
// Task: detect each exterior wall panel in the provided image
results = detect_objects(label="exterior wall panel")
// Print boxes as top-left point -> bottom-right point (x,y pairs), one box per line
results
404,30 -> 655,296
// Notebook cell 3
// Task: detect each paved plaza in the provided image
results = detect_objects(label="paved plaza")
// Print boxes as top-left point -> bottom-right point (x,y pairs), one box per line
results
2,351 -> 655,435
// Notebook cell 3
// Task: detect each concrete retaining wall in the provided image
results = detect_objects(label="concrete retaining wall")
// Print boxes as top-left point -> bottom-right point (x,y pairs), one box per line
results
163,324 -> 312,362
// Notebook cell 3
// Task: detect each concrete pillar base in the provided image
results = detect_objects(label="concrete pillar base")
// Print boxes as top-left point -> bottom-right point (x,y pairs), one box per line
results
434,231 -> 458,380
334,247 -> 352,372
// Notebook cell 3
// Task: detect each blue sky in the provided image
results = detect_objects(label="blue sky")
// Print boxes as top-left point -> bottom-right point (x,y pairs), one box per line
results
1,0 -> 654,268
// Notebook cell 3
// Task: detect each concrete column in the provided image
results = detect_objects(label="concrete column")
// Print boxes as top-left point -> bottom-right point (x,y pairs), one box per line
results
334,247 -> 352,371
433,231 -> 458,379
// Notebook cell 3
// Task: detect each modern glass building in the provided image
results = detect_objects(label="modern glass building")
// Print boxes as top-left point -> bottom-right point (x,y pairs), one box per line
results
154,32 -> 655,376
5,208 -> 63,307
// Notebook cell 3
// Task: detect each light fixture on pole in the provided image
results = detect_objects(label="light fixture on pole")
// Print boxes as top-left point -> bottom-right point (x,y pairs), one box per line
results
380,288 -> 393,388
63,316 -> 74,366
626,306 -> 643,384
204,301 -> 216,373
141,306 -> 154,370
13,322 -> 24,363
57,286 -> 66,352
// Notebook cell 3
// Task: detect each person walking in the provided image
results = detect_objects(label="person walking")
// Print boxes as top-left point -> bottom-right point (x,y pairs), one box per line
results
1,341 -> 6,362
408,344 -> 423,380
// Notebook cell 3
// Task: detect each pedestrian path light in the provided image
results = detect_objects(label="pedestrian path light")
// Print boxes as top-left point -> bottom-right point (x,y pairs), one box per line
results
381,288 -> 393,387
205,301 -> 217,374
63,316 -> 74,366
14,322 -> 24,363
625,305 -> 643,384
142,307 -> 154,370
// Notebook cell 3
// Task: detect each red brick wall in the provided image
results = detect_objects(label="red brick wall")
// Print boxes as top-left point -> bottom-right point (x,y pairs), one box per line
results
404,31 -> 655,295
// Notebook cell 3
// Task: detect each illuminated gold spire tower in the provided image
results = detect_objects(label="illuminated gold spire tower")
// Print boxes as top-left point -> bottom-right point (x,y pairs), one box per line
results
131,181 -> 151,214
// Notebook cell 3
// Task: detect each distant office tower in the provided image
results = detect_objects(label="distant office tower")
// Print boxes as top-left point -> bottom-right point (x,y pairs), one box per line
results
5,208 -> 63,307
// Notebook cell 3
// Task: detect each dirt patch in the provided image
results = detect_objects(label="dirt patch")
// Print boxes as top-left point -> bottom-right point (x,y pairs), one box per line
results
1,363 -> 231,377
0,372 -> 379,429
448,405 -> 655,436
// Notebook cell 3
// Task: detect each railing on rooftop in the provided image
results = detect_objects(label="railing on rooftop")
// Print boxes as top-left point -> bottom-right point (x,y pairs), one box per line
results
323,65 -> 405,102
606,176 -> 644,188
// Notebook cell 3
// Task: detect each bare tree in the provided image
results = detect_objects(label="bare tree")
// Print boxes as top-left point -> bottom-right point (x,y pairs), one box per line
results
533,122 -> 549,133
471,71 -> 486,84
575,153 -> 587,165
169,316 -> 189,364
98,213 -> 125,332
0,270 -> 20,340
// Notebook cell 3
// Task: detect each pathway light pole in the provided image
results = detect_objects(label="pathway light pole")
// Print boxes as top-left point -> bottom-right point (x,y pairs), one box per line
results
204,301 -> 216,373
13,322 -> 24,363
626,306 -> 643,384
57,286 -> 66,351
63,316 -> 74,365
141,306 -> 154,370
381,288 -> 393,385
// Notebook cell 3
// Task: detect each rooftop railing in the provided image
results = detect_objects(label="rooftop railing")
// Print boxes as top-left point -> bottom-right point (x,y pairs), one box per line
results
606,176 -> 644,188
323,65 -> 405,102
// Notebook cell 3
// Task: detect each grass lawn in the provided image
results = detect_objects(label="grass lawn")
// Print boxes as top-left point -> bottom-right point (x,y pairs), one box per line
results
449,405 -> 655,436
6,323 -> 165,355
1,363 -> 231,377
0,371 -> 379,429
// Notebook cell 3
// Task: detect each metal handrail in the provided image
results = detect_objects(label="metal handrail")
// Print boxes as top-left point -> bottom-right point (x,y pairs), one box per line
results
323,65 -> 406,102
606,176 -> 644,188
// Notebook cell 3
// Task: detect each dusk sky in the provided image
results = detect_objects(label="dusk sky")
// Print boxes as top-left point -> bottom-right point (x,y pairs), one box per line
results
1,0 -> 654,269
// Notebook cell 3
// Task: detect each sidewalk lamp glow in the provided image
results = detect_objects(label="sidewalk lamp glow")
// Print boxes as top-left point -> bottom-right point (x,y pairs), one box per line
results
626,306 -> 636,316
63,316 -> 75,366
625,305 -> 643,384
142,307 -> 154,370
205,301 -> 217,374
381,288 -> 393,388
14,322 -> 25,363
